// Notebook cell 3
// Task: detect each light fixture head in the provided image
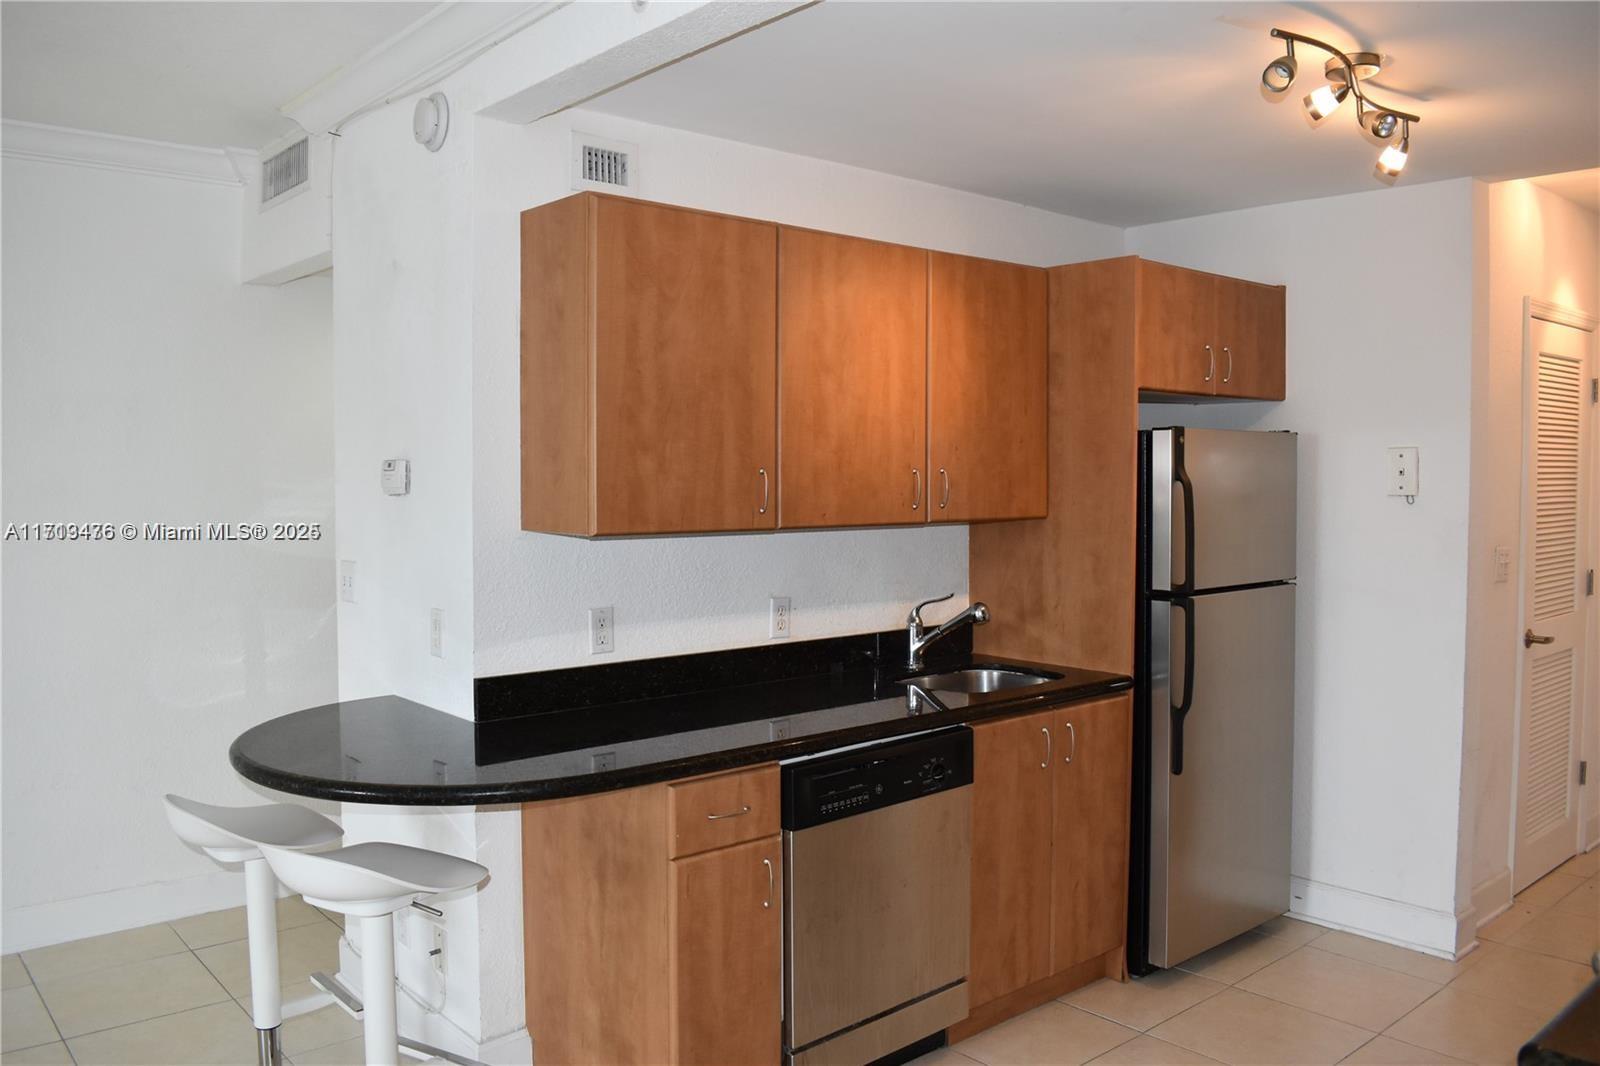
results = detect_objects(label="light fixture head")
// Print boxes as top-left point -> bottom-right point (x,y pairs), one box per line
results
1304,83 -> 1350,121
1367,110 -> 1400,140
1376,127 -> 1410,177
1324,52 -> 1383,84
1262,52 -> 1298,93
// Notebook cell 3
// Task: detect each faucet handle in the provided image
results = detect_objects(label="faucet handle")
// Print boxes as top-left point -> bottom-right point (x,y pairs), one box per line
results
909,592 -> 956,624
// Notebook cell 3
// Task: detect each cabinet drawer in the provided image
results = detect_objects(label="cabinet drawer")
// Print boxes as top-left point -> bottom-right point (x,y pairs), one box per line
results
668,765 -> 779,858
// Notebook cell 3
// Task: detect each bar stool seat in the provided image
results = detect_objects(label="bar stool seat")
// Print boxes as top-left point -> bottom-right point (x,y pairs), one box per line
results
260,842 -> 488,1066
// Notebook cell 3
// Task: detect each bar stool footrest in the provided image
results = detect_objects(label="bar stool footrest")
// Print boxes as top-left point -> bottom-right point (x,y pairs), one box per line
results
309,971 -> 362,1020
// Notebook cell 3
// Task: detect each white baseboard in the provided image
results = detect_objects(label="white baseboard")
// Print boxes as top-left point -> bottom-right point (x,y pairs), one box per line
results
1587,812 -> 1599,851
1470,868 -> 1514,930
1289,876 -> 1461,959
2,869 -> 267,953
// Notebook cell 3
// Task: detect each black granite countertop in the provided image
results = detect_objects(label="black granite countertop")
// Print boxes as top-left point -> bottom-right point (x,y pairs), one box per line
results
231,632 -> 1131,806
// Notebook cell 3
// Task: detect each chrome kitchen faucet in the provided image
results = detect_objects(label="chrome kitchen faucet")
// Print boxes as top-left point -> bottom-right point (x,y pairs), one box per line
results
906,593 -> 990,669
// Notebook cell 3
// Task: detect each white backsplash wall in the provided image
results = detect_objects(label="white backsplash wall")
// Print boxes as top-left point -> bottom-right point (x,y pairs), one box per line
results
470,108 -> 1126,679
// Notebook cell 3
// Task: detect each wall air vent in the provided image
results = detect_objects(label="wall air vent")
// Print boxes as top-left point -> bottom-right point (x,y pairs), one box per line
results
571,132 -> 638,194
261,138 -> 309,206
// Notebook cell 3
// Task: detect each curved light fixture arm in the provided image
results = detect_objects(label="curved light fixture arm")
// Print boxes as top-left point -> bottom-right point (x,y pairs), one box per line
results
1269,28 -> 1422,125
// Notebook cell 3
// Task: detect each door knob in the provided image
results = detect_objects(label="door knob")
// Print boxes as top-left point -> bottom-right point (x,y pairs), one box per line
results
1524,629 -> 1555,648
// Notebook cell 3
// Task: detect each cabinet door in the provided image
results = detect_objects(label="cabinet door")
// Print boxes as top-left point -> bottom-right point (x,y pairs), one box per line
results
593,197 -> 778,534
779,229 -> 929,527
929,252 -> 1048,522
969,710 -> 1055,1005
1051,694 -> 1133,972
670,836 -> 782,1066
1136,260 -> 1218,396
1215,278 -> 1286,400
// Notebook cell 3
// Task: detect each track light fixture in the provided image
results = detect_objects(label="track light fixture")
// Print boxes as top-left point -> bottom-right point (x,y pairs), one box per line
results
1260,28 -> 1422,181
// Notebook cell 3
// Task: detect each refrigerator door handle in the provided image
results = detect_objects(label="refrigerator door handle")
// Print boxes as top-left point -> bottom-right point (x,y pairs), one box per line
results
1173,439 -> 1196,595
1171,595 -> 1196,775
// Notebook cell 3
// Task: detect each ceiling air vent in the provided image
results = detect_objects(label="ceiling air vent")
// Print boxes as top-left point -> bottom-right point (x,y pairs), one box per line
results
571,132 -> 638,193
261,138 -> 309,206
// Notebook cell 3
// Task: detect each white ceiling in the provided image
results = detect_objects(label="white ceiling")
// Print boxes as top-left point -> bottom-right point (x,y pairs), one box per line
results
1,2 -> 438,147
1531,169 -> 1600,214
586,1 -> 1600,226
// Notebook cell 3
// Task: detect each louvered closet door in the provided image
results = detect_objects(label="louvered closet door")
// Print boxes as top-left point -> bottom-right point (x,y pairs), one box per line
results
1514,313 -> 1594,892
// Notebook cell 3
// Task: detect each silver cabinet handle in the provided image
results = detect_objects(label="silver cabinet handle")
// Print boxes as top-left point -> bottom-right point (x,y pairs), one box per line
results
939,468 -> 950,510
762,857 -> 774,909
757,468 -> 769,515
1063,721 -> 1077,764
1040,726 -> 1051,769
1525,629 -> 1555,648
1203,344 -> 1214,382
706,805 -> 751,821
911,468 -> 922,511
1222,346 -> 1233,383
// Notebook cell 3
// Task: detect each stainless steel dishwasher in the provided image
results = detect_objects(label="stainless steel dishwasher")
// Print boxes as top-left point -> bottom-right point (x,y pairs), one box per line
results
782,727 -> 973,1066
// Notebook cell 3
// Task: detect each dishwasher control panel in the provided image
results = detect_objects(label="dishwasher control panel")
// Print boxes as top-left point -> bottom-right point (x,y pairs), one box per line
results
782,727 -> 973,831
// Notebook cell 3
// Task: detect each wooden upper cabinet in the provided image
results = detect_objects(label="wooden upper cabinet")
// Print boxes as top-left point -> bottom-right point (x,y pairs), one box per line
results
1051,694 -> 1132,972
778,229 -> 929,527
1135,259 -> 1218,395
1215,277 -> 1286,401
929,252 -> 1048,522
521,193 -> 778,536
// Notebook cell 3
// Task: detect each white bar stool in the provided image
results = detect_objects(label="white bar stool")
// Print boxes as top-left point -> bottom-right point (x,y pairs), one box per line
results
258,842 -> 488,1066
163,795 -> 342,1066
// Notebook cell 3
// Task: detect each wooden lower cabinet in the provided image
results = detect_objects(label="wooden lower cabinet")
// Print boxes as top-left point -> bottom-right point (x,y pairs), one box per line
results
523,767 -> 782,1065
961,694 -> 1133,1037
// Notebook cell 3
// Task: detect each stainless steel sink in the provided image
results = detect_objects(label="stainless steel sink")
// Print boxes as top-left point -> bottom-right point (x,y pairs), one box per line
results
898,666 -> 1060,694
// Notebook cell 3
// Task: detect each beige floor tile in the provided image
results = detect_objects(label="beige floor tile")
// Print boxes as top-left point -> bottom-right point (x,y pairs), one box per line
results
1385,987 -> 1546,1065
1338,1035 -> 1468,1064
1065,970 -> 1226,1031
909,1048 -> 985,1066
1475,902 -> 1542,943
67,1000 -> 256,1065
36,950 -> 230,1038
1447,942 -> 1592,1017
1553,849 -> 1599,880
0,1042 -> 73,1065
1256,916 -> 1328,946
290,1036 -> 366,1066
21,923 -> 187,985
1311,931 -> 1472,985
1150,988 -> 1372,1064
1237,945 -> 1441,1032
279,1002 -> 362,1056
1,987 -> 61,1053
1502,906 -> 1599,964
1087,1034 -> 1221,1064
1514,872 -> 1585,908
1175,931 -> 1298,985
195,922 -> 341,999
1552,876 -> 1597,918
0,956 -> 29,991
956,1002 -> 1138,1066
171,897 -> 331,950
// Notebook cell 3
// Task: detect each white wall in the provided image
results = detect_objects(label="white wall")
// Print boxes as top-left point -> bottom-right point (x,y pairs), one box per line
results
1465,178 -> 1600,921
1127,178 -> 1481,956
1,155 -> 336,952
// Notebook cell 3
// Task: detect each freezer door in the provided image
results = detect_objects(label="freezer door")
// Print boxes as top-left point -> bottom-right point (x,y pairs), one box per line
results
1151,428 -> 1297,593
1148,584 -> 1294,969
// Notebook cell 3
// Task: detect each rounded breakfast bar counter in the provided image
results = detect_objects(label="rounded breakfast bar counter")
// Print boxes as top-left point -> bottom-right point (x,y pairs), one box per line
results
230,660 -> 1132,806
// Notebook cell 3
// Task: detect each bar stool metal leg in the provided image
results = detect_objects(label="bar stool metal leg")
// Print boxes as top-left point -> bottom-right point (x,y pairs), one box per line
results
359,913 -> 399,1066
243,857 -> 284,1066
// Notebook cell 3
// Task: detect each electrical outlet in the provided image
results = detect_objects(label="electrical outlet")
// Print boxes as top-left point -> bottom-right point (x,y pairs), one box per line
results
1388,446 -> 1419,498
338,560 -> 356,604
770,596 -> 791,639
589,606 -> 614,654
1494,546 -> 1512,583
592,751 -> 617,772
770,718 -> 792,741
429,609 -> 444,658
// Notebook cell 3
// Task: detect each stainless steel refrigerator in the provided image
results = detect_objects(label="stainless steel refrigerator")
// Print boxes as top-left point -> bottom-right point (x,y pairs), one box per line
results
1130,427 -> 1297,974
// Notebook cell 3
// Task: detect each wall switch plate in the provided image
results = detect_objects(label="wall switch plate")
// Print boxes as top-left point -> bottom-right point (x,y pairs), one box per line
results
429,609 -> 444,658
338,560 -> 356,604
1388,447 -> 1419,498
1494,546 -> 1512,583
769,596 -> 791,639
589,606 -> 614,654
381,458 -> 410,496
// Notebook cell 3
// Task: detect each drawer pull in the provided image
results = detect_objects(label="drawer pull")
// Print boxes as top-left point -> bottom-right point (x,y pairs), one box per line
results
705,805 -> 751,821
762,857 -> 774,909
1040,726 -> 1051,768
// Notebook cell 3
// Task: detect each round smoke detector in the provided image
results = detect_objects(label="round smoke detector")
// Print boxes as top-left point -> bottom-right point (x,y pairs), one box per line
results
413,93 -> 449,153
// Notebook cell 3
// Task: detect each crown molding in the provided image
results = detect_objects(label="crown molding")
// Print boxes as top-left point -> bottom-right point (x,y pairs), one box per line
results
282,1 -> 560,135
1,120 -> 242,185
